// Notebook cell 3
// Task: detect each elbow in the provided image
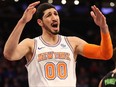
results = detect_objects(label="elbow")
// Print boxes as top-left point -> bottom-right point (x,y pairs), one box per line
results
3,50 -> 14,61
102,55 -> 112,60
101,47 -> 113,60
102,52 -> 113,60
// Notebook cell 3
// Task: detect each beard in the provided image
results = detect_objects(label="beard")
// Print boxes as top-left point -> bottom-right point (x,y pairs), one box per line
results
43,23 -> 59,35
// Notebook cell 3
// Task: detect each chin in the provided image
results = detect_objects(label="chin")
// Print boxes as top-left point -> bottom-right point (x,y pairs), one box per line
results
52,31 -> 60,35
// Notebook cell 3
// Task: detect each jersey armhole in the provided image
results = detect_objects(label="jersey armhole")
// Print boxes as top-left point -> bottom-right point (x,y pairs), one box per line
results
25,39 -> 37,67
64,37 -> 74,55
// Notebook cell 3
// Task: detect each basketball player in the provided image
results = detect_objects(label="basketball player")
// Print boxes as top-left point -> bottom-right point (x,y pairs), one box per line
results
3,1 -> 113,87
99,48 -> 116,87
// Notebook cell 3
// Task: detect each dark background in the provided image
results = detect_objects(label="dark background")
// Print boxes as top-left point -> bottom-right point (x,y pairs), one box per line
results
0,0 -> 116,87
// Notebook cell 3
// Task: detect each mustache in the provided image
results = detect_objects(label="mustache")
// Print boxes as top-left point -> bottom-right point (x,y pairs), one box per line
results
51,20 -> 58,25
52,20 -> 57,23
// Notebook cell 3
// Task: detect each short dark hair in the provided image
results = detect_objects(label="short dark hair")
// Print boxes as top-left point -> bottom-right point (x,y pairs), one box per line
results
36,3 -> 56,20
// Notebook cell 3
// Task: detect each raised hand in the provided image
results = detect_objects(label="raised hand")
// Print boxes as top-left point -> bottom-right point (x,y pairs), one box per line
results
90,5 -> 107,29
21,1 -> 40,23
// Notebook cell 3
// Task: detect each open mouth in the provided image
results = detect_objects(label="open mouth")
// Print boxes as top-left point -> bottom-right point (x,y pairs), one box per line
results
51,22 -> 58,28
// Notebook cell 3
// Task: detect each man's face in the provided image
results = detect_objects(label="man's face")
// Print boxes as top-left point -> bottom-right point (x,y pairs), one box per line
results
42,8 -> 60,35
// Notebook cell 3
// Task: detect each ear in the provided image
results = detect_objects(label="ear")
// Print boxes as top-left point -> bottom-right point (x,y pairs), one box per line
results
37,19 -> 43,26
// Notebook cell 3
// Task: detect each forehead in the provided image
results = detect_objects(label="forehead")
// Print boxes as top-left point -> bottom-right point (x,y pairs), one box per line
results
43,8 -> 57,14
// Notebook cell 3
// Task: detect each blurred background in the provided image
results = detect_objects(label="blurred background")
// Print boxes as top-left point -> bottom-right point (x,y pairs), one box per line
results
0,0 -> 116,87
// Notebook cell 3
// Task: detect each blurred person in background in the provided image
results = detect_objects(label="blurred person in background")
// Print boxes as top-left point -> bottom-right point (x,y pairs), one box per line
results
99,47 -> 116,87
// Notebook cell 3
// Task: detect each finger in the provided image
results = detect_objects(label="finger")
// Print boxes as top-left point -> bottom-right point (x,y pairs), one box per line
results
91,5 -> 97,16
93,5 -> 103,17
94,6 -> 106,21
26,6 -> 35,11
26,1 -> 40,11
91,5 -> 101,17
90,11 -> 96,20
29,1 -> 40,7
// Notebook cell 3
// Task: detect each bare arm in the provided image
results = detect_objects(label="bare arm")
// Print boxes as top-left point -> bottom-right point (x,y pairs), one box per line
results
98,79 -> 103,87
3,1 -> 40,61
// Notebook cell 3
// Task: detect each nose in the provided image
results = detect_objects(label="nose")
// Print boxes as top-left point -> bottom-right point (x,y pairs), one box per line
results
51,14 -> 57,20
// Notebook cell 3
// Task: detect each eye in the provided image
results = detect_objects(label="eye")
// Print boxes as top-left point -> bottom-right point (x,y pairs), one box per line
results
54,12 -> 58,16
46,13 -> 51,17
45,12 -> 52,18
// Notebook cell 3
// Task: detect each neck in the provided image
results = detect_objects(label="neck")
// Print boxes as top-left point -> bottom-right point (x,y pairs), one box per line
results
41,33 -> 59,45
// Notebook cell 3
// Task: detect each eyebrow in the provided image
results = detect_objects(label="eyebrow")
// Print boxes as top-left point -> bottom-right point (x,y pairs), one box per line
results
44,10 -> 57,17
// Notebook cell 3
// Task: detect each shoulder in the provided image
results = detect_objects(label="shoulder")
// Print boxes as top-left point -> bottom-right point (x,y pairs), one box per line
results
21,38 -> 34,44
20,38 -> 35,49
66,36 -> 79,41
66,36 -> 87,43
61,35 -> 88,48
98,79 -> 103,87
65,36 -> 87,47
